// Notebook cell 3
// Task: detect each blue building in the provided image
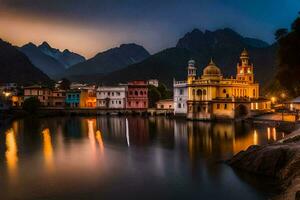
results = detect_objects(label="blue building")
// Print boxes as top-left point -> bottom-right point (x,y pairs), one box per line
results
65,90 -> 81,108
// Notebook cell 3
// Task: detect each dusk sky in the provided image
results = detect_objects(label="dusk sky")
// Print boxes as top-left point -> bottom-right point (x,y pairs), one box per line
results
0,0 -> 299,58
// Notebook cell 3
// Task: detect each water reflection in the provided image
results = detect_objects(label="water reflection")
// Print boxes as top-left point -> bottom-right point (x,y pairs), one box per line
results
5,128 -> 18,178
42,128 -> 53,170
0,116 -> 292,200
95,130 -> 104,153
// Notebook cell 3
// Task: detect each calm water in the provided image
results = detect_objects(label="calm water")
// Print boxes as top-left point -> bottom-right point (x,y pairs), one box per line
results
0,116 -> 289,200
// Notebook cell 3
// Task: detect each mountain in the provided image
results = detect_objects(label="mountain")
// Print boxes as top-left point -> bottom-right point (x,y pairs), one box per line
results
20,43 -> 65,77
64,43 -> 150,77
96,28 -> 277,87
38,42 -> 85,68
0,39 -> 51,85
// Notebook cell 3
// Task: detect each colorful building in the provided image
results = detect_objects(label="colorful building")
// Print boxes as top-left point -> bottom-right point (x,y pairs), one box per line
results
179,49 -> 271,120
23,85 -> 52,106
80,88 -> 97,108
65,90 -> 81,108
173,80 -> 188,116
126,81 -> 148,109
96,86 -> 127,109
156,99 -> 174,110
50,90 -> 66,107
287,97 -> 300,111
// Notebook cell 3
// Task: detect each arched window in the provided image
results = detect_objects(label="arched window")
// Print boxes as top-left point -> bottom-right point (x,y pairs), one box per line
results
140,91 -> 143,95
223,89 -> 227,94
203,89 -> 207,95
197,89 -> 202,96
135,91 -> 138,96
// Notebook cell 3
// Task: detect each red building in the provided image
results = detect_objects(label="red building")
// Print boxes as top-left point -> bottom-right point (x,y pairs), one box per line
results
126,81 -> 148,109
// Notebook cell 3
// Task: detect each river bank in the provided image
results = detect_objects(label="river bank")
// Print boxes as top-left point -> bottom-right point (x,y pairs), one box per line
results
227,128 -> 300,200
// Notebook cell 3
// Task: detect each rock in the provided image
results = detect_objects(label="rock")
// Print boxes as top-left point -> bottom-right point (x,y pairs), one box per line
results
227,137 -> 300,200
295,191 -> 300,200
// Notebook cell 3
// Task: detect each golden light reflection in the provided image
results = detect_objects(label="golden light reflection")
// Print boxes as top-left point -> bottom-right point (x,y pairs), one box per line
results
87,119 -> 96,152
42,128 -> 53,170
253,130 -> 258,145
96,130 -> 104,153
5,128 -> 18,177
267,127 -> 271,140
273,128 -> 277,141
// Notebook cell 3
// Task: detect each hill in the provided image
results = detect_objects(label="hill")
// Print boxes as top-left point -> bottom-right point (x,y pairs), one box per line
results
64,43 -> 150,77
20,43 -> 65,77
0,39 -> 51,85
96,28 -> 277,87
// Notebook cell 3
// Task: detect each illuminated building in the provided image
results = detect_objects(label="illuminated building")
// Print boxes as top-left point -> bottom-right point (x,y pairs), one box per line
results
96,86 -> 127,109
156,99 -> 174,110
65,90 -> 81,108
173,80 -> 188,116
23,85 -> 52,106
125,81 -> 148,109
176,49 -> 271,120
80,88 -> 97,108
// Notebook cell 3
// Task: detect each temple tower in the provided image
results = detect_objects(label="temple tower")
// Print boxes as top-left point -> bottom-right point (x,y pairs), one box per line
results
236,49 -> 254,83
187,59 -> 197,84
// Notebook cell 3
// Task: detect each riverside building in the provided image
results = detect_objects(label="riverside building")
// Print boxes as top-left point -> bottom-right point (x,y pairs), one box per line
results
176,49 -> 271,120
96,86 -> 127,109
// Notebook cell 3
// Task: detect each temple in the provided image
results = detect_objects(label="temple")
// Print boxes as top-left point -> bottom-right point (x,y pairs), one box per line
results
174,49 -> 271,120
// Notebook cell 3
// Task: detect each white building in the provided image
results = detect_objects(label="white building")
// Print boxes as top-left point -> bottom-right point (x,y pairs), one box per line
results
173,80 -> 188,116
97,86 -> 127,109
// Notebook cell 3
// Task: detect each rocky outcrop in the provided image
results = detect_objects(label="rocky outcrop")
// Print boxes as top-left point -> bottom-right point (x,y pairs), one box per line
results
228,130 -> 300,200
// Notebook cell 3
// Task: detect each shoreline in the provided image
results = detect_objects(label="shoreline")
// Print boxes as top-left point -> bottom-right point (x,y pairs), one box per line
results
227,127 -> 300,200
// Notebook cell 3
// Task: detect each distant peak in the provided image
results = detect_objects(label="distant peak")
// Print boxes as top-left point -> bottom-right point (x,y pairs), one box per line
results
119,43 -> 141,48
63,49 -> 70,53
39,41 -> 51,49
191,28 -> 203,34
23,42 -> 37,48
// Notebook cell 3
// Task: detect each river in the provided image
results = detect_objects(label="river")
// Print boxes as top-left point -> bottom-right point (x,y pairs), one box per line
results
0,116 -> 289,200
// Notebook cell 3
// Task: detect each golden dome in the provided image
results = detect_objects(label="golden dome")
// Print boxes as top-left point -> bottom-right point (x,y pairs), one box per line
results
240,48 -> 249,58
203,58 -> 222,77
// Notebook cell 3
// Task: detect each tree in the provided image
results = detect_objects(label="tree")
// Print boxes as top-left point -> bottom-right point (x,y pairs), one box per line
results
148,85 -> 161,108
276,14 -> 300,97
59,78 -> 71,90
275,28 -> 288,41
23,97 -> 40,114
157,83 -> 172,99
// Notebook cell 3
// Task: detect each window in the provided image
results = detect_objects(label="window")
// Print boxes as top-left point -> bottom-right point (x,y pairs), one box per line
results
178,103 -> 181,108
160,105 -> 164,109
192,89 -> 195,95
129,91 -> 133,95
203,89 -> 206,95
197,106 -> 201,112
224,104 -> 227,109
135,91 -> 138,96
179,89 -> 183,95
108,92 -> 110,96
253,89 -> 256,97
117,92 -> 120,96
223,89 -> 227,94
112,92 -> 114,96
217,104 -> 220,109
197,89 -> 202,96
140,91 -> 143,95
119,101 -> 121,104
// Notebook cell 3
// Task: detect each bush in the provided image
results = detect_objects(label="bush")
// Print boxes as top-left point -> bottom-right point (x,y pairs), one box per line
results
23,97 -> 40,114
